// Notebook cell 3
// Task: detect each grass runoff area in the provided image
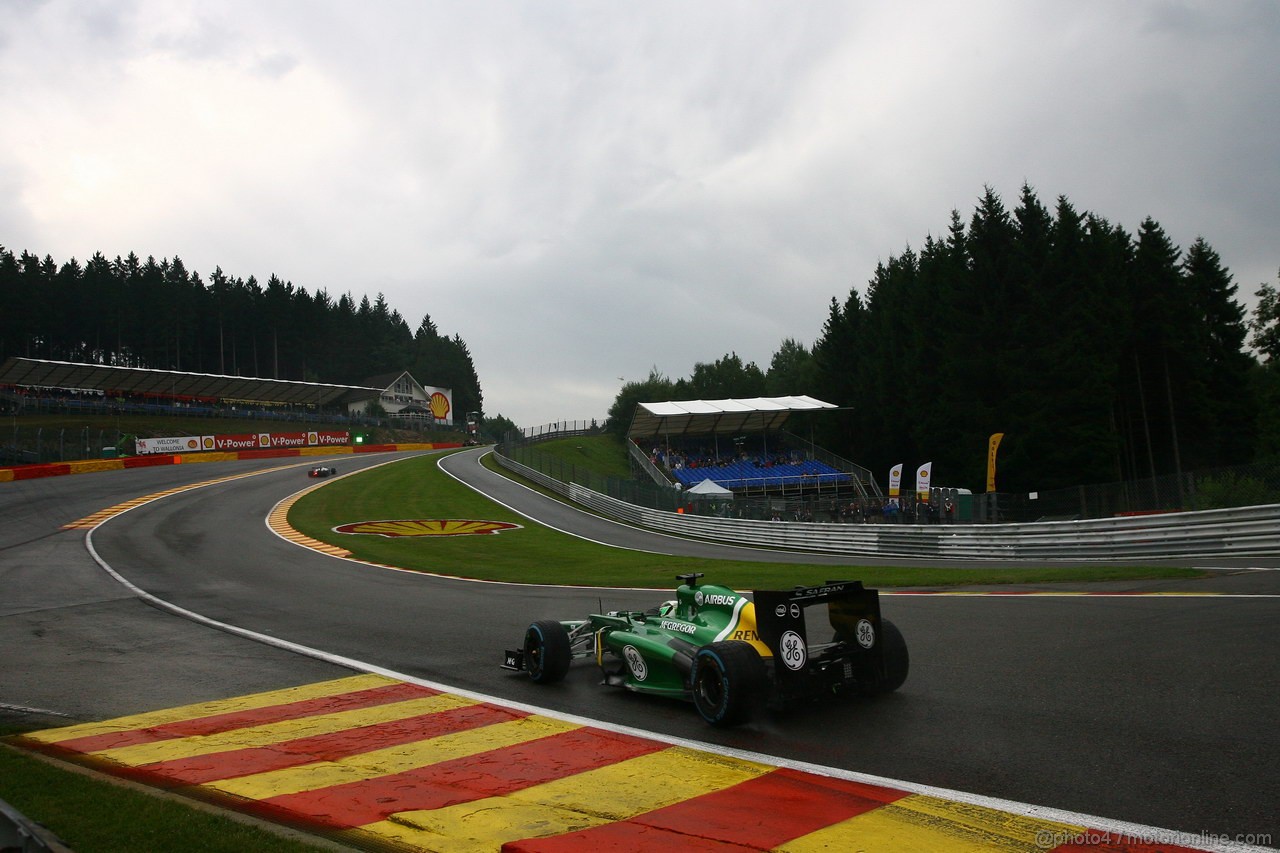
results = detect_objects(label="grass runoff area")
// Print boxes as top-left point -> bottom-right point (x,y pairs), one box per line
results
289,447 -> 1205,589
0,444 -> 1202,851
0,734 -> 333,853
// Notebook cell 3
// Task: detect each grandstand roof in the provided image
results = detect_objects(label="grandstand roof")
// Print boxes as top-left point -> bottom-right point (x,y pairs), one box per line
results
627,396 -> 839,439
0,357 -> 375,406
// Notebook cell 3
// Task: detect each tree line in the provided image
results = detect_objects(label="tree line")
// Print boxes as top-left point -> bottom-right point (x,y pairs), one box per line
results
610,185 -> 1280,494
0,248 -> 482,419
6,182 -> 1276,492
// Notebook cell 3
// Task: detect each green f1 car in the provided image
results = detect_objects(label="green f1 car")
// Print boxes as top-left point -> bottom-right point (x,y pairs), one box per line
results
502,573 -> 908,726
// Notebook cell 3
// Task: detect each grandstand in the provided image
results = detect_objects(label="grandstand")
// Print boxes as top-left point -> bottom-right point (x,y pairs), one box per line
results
667,456 -> 849,490
0,357 -> 453,425
625,397 -> 881,500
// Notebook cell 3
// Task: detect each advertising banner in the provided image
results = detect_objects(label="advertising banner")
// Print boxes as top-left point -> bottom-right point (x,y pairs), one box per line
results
987,432 -> 1004,492
888,463 -> 903,498
260,432 -> 308,449
137,431 -> 355,454
136,436 -> 204,455
203,434 -> 262,451
427,390 -> 451,421
422,386 -> 454,424
915,462 -> 933,501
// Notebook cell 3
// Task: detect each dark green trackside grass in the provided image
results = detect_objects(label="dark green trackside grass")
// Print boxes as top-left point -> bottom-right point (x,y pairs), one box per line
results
287,449 -> 1204,590
0,740 -> 335,853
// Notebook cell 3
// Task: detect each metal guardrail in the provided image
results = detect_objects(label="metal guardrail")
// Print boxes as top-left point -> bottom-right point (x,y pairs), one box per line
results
494,451 -> 1280,560
627,439 -> 672,488
0,796 -> 70,853
778,428 -> 881,499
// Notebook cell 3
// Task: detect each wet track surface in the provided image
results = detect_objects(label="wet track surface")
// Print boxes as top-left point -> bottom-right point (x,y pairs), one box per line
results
2,448 -> 1277,842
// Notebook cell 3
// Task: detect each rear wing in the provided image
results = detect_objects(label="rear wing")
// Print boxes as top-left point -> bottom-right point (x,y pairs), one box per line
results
753,580 -> 885,699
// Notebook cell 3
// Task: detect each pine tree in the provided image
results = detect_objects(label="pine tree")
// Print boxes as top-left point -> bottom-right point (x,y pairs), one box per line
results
1122,218 -> 1185,480
1179,238 -> 1256,465
811,287 -> 867,462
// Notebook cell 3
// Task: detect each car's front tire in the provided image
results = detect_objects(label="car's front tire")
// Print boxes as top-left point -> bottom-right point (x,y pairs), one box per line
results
524,620 -> 571,684
691,641 -> 765,726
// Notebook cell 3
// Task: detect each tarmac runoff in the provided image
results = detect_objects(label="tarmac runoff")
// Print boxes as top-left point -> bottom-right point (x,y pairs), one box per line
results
9,673 -> 1274,853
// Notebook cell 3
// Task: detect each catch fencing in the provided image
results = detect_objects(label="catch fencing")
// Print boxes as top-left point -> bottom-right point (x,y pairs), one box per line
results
495,451 -> 1280,559
494,427 -> 1280,559
0,424 -> 126,466
0,394 -> 466,465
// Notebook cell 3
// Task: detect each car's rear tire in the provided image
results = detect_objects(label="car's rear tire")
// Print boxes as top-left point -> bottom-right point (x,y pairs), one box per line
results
876,619 -> 909,693
524,620 -> 571,684
691,641 -> 765,726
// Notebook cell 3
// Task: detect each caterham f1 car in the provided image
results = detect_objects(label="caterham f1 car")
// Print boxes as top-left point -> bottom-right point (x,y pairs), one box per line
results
502,573 -> 908,726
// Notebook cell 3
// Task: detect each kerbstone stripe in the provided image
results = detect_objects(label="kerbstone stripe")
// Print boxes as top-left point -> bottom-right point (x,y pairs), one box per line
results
10,675 -> 1230,853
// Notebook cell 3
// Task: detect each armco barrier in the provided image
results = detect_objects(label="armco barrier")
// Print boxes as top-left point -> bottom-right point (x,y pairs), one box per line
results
0,794 -> 68,853
495,452 -> 1280,560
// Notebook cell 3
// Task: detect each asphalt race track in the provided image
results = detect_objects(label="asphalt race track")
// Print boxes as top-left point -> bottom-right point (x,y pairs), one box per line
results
2,448 -> 1277,845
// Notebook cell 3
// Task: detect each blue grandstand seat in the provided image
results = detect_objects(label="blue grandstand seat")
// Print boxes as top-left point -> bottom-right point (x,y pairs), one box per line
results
673,456 -> 852,490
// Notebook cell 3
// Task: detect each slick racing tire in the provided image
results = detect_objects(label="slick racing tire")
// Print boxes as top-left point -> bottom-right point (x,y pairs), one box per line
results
524,620 -> 572,684
876,619 -> 909,693
691,641 -> 765,726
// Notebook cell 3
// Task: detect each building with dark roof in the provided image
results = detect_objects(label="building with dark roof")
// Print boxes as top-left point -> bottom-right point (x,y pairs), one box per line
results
0,357 -> 455,425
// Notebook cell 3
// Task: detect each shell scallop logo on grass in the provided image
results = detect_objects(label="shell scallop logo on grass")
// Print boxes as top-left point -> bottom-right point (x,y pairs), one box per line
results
334,519 -> 522,538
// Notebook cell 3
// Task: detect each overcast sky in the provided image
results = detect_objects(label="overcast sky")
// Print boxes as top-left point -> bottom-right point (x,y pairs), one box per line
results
3,1 -> 1278,427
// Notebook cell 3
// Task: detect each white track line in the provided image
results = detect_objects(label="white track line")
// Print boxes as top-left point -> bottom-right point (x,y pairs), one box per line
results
71,454 -> 1276,852
83,530 -> 1275,853
82,536 -> 1270,848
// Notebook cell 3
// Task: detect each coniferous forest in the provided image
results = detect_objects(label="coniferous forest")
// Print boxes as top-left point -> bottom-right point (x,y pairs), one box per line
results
609,185 -> 1280,494
5,184 -> 1279,493
0,249 -> 483,420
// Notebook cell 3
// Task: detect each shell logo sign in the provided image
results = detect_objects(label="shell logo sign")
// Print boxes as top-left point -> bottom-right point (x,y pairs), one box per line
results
334,519 -> 521,537
428,391 -> 451,419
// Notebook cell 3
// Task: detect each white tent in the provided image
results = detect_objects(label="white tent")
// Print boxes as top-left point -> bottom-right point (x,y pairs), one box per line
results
686,478 -> 734,498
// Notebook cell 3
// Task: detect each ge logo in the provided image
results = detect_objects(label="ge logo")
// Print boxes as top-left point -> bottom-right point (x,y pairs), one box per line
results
623,646 -> 648,681
780,630 -> 807,671
855,619 -> 876,649
694,591 -> 704,606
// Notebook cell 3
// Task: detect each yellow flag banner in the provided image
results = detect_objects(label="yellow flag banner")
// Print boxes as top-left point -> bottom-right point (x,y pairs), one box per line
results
915,462 -> 932,500
987,433 -> 1004,492
888,463 -> 903,497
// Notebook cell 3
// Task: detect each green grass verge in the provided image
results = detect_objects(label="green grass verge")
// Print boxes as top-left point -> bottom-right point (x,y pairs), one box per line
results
288,450 -> 1205,589
526,433 -> 634,479
0,742 -> 331,853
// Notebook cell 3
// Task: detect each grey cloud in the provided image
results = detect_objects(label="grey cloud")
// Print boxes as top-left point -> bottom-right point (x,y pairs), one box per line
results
2,1 -> 1277,426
